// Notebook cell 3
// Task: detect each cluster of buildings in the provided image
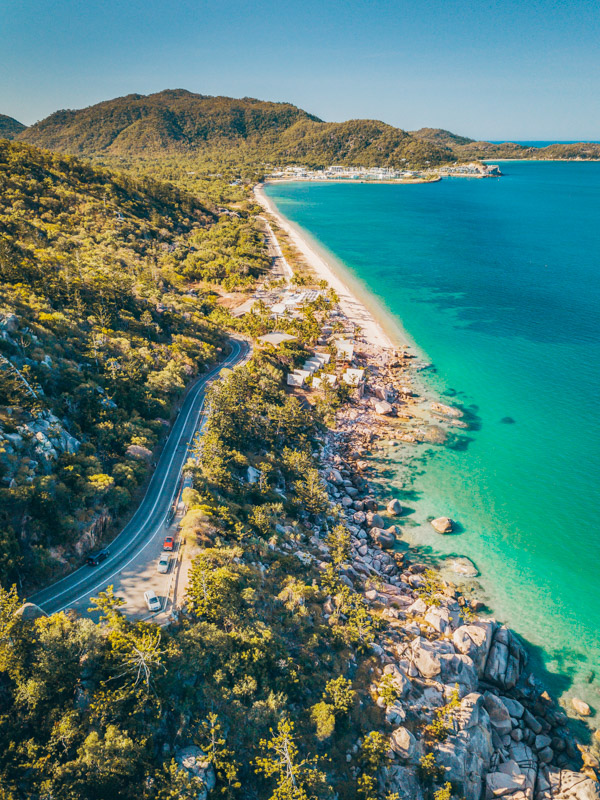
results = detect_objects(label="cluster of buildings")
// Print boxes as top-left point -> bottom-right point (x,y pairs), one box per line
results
270,289 -> 324,316
267,162 -> 502,182
268,165 -> 421,182
285,337 -> 366,394
439,163 -> 502,177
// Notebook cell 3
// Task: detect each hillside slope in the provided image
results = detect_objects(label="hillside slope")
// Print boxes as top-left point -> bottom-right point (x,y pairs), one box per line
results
18,89 -> 320,155
0,139 -> 268,587
0,114 -> 26,140
18,90 -> 454,168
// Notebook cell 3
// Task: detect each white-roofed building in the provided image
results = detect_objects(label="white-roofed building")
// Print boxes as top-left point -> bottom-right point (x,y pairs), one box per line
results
333,338 -> 354,361
342,368 -> 365,387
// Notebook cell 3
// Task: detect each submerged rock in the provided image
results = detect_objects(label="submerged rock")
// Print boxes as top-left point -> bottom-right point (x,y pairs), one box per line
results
446,556 -> 479,577
431,517 -> 454,534
571,697 -> 592,716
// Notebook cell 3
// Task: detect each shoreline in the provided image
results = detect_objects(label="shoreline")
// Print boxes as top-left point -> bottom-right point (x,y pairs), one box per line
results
253,181 -> 600,737
254,183 -> 419,355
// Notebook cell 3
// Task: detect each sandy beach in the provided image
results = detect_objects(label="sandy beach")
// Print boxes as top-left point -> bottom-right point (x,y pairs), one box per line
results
254,183 -> 398,352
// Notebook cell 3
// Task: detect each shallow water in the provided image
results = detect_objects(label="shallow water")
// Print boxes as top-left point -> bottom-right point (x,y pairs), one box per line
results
265,165 -> 600,716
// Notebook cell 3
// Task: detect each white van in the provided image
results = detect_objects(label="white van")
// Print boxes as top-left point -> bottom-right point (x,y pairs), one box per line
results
144,590 -> 161,612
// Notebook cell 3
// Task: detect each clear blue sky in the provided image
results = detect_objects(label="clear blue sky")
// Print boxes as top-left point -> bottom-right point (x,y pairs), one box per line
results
2,0 -> 598,139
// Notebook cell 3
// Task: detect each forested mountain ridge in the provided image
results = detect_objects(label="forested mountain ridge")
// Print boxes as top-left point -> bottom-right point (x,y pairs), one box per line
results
17,89 -> 321,156
17,89 -> 454,168
0,114 -> 26,140
0,139 -> 269,588
16,90 -> 600,171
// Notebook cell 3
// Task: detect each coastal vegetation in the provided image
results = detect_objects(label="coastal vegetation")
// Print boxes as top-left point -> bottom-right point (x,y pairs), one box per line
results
1,100 -> 599,800
13,91 -> 600,182
14,90 -> 456,171
0,139 -> 269,589
0,114 -> 26,140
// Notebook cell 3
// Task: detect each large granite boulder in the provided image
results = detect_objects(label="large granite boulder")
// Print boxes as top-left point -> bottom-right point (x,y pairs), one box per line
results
379,765 -> 424,800
387,498 -> 403,516
537,768 -> 600,800
389,726 -> 417,760
425,599 -> 461,634
483,691 -> 513,737
370,527 -> 397,549
435,692 -> 494,800
571,697 -> 592,716
453,621 -> 496,676
366,511 -> 385,529
408,636 -> 455,679
439,653 -> 479,696
483,625 -> 527,689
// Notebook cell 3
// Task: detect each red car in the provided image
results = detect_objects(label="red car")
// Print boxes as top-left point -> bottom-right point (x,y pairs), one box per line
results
163,536 -> 175,551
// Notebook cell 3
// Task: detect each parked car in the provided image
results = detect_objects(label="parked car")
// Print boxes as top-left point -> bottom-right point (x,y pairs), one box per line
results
87,549 -> 109,566
144,590 -> 161,612
163,536 -> 175,551
157,554 -> 170,574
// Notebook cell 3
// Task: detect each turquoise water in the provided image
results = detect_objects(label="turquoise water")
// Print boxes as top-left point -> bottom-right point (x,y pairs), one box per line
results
265,164 -> 600,715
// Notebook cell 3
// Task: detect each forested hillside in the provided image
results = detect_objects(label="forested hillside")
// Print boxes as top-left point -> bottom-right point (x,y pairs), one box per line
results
18,90 -> 320,156
17,89 -> 454,169
0,140 -> 269,589
0,114 -> 26,140
13,91 -> 600,171
0,351 -> 395,800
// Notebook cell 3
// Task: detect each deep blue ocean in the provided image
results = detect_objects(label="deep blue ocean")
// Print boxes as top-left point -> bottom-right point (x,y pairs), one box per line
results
265,163 -> 600,716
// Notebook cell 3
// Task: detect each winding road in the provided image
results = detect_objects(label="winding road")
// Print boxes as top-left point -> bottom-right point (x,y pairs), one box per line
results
31,337 -> 250,617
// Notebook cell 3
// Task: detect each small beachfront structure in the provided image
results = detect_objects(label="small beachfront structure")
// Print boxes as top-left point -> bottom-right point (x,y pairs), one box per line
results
258,332 -> 297,347
333,338 -> 354,361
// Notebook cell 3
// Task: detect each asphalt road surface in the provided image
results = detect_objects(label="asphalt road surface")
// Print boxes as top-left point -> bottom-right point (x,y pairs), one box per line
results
31,337 -> 250,618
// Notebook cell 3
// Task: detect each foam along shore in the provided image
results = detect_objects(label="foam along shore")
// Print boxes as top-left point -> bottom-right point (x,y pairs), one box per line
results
254,183 -> 397,352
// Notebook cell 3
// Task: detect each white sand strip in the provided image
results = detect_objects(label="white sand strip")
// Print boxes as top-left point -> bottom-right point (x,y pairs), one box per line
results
254,184 -> 396,351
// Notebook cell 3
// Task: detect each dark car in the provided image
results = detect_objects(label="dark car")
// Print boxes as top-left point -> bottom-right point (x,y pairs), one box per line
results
87,549 -> 109,566
163,536 -> 175,551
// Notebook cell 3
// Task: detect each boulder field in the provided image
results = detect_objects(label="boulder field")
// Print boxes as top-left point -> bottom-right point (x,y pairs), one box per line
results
306,434 -> 600,800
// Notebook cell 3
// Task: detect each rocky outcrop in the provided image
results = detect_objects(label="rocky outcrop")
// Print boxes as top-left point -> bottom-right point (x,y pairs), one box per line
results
436,692 -> 494,800
484,626 -> 527,690
174,746 -> 216,799
310,411 -> 597,800
126,444 -> 152,461
537,768 -> 600,799
453,622 -> 495,676
74,511 -> 111,556
380,765 -> 425,800
0,411 -> 81,483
